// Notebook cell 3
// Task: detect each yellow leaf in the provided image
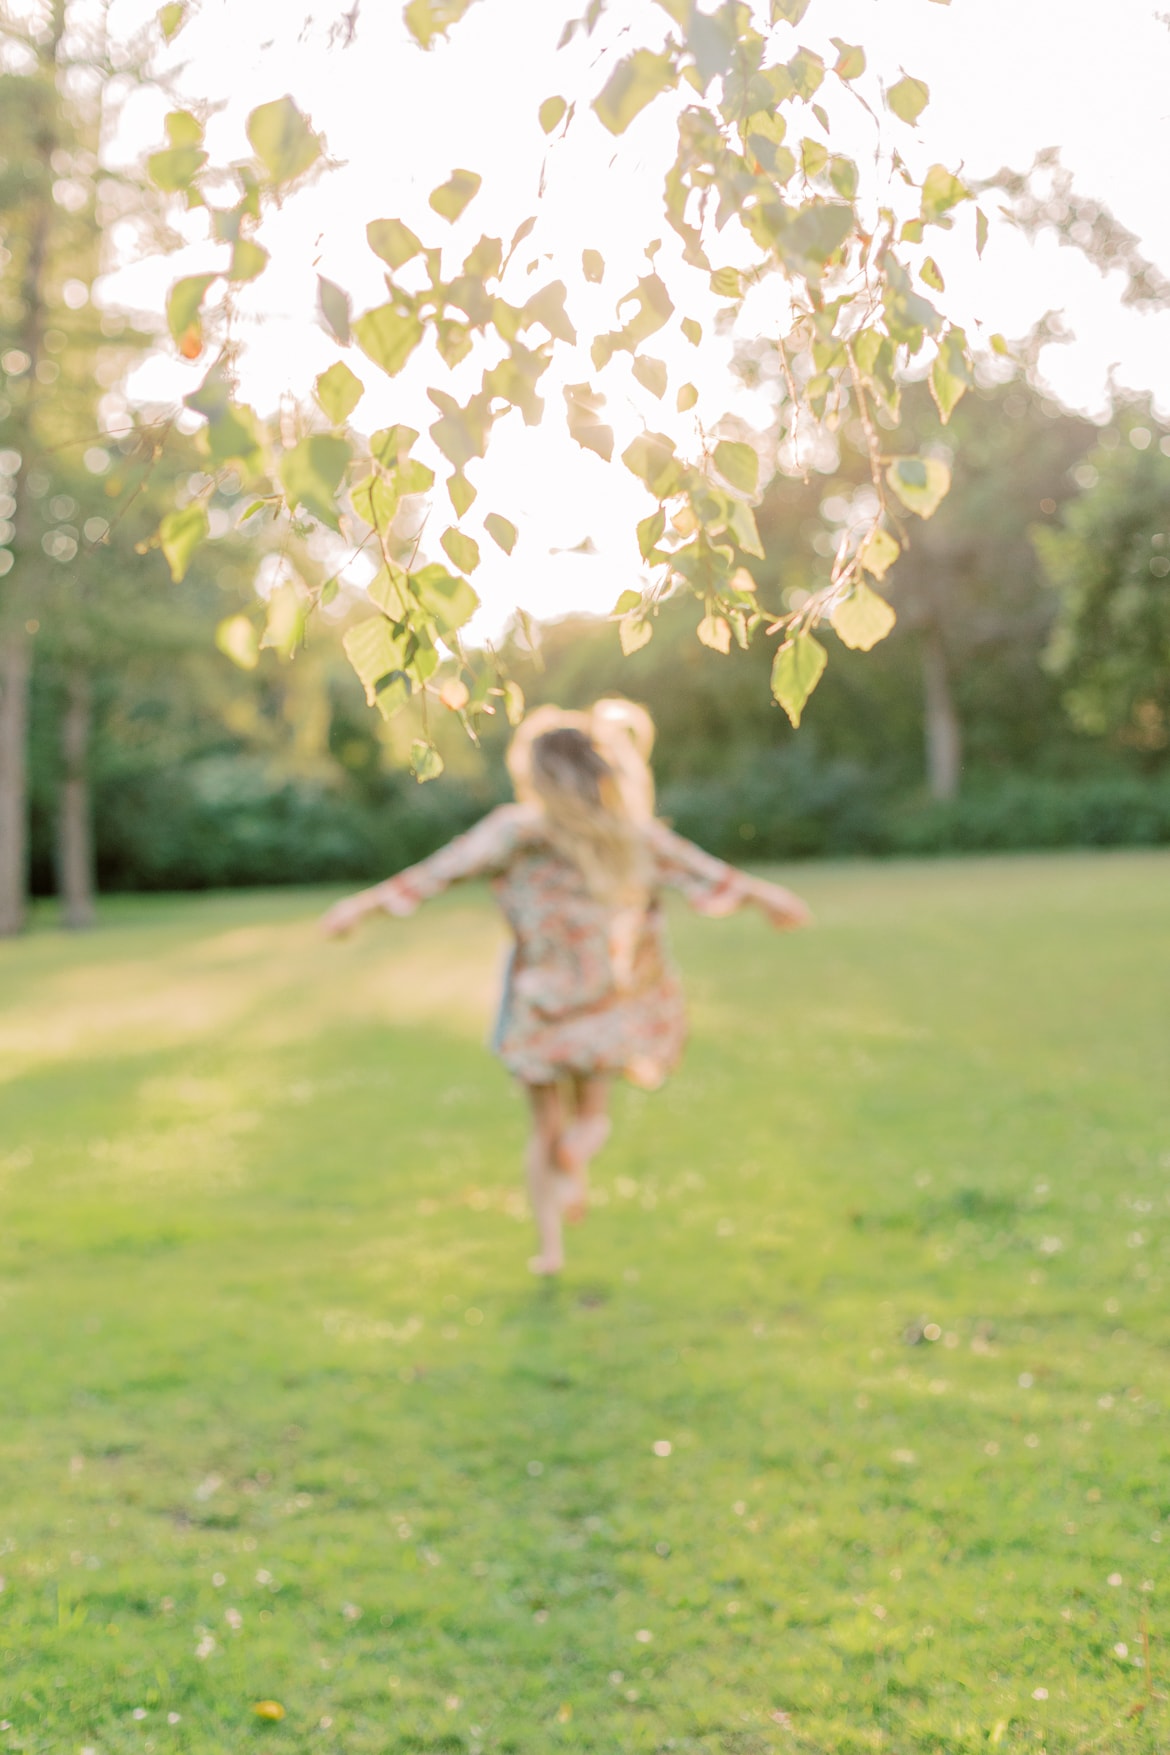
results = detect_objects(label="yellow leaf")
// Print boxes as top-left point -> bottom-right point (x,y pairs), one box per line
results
253,1701 -> 285,1721
770,632 -> 826,727
440,678 -> 470,711
698,614 -> 732,655
830,582 -> 896,651
620,612 -> 653,655
857,526 -> 900,581
215,614 -> 259,671
886,456 -> 951,519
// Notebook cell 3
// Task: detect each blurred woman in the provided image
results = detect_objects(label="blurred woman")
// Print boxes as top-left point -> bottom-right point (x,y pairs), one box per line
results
321,699 -> 810,1275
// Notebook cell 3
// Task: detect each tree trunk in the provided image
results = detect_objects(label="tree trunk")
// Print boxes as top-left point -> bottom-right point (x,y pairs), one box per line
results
0,0 -> 67,937
922,623 -> 962,802
0,631 -> 32,936
58,667 -> 96,930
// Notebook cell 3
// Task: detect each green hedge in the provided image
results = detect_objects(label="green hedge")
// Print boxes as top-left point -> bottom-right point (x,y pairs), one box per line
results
90,757 -> 500,892
52,745 -> 1170,895
661,751 -> 1170,863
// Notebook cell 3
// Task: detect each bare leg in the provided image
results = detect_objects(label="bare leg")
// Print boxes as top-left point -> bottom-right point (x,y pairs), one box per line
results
555,1075 -> 612,1220
524,1083 -> 566,1275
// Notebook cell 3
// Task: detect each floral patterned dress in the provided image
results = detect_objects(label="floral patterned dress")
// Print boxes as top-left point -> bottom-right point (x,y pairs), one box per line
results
382,803 -> 759,1087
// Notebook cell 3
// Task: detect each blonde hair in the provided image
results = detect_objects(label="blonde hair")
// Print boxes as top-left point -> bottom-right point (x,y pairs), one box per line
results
506,699 -> 656,904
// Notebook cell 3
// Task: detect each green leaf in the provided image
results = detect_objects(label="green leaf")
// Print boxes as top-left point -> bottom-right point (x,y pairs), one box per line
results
440,527 -> 481,574
215,613 -> 259,670
582,249 -> 605,283
975,207 -> 989,258
766,200 -> 854,277
159,2 -> 186,41
205,404 -> 263,471
484,512 -> 518,554
280,434 -> 352,530
920,163 -> 969,223
632,355 -> 667,399
698,614 -> 731,655
830,37 -> 865,79
147,145 -> 207,192
522,280 -> 576,344
539,95 -> 567,133
166,273 -> 217,356
882,257 -> 942,347
368,564 -> 412,620
463,234 -> 503,279
770,632 -> 826,727
636,510 -> 665,560
448,473 -> 477,517
502,679 -> 526,726
613,588 -> 643,615
786,47 -> 824,99
353,304 -> 424,376
158,503 -> 208,583
597,273 -> 675,360
412,563 -> 479,635
857,526 -> 900,581
929,324 -> 973,424
829,155 -> 859,200
228,239 -> 269,283
429,169 -> 482,222
620,612 -> 654,655
428,388 -> 494,468
246,96 -> 321,184
344,616 -> 407,709
593,50 -> 676,136
676,382 -> 698,412
725,498 -> 765,559
564,383 -> 614,463
801,138 -> 828,178
166,109 -> 203,147
318,277 -> 351,346
709,266 -> 743,299
260,580 -> 306,658
831,583 -> 896,651
367,217 -> 422,270
404,0 -> 479,48
410,739 -> 445,782
395,458 -> 436,495
681,316 -> 702,345
920,255 -> 945,292
371,425 -> 420,467
713,440 -> 759,498
886,74 -> 929,126
351,472 -> 399,534
622,431 -> 682,499
771,0 -> 811,22
886,455 -> 951,519
315,360 -> 364,425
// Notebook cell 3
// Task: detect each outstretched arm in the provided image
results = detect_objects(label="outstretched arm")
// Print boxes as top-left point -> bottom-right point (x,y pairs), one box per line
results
646,820 -> 812,929
321,804 -> 525,938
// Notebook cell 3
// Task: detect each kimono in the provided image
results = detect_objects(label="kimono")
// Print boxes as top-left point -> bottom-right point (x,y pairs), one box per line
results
382,804 -> 758,1087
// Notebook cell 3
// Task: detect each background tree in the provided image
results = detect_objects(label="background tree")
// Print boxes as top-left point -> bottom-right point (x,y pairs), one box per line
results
1038,412 -> 1170,758
0,0 -> 172,931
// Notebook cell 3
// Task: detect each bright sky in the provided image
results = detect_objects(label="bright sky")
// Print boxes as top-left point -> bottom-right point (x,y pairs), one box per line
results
102,0 -> 1170,635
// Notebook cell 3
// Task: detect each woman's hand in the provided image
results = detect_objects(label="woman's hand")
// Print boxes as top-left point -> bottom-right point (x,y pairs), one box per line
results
752,882 -> 813,931
319,893 -> 373,939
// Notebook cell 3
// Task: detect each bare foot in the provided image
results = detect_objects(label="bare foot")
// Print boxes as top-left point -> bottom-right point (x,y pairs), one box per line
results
554,1115 -> 611,1175
528,1252 -> 563,1276
560,1175 -> 588,1225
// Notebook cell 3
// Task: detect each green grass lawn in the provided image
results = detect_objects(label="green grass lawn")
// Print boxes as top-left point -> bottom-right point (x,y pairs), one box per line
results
2,853 -> 1169,1755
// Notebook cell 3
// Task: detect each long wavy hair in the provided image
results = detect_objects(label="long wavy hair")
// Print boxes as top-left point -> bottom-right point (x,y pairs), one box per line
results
512,702 -> 659,912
